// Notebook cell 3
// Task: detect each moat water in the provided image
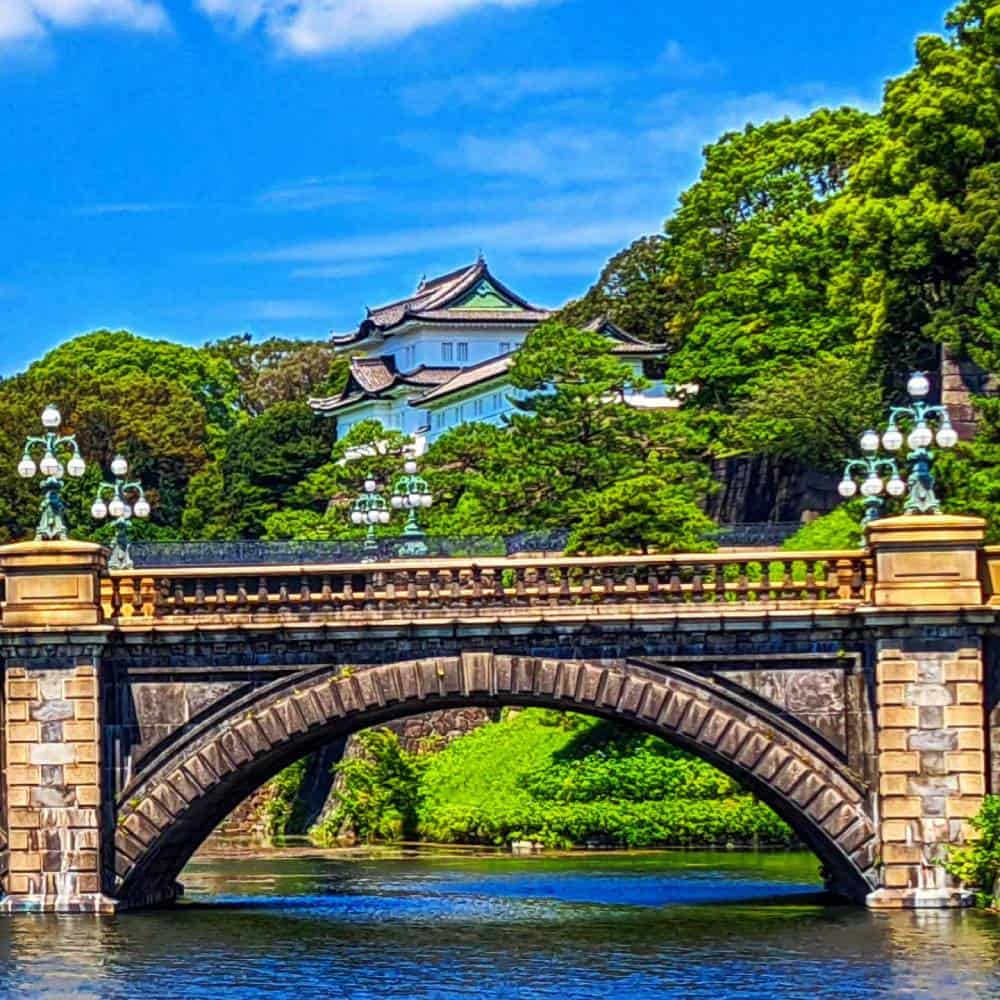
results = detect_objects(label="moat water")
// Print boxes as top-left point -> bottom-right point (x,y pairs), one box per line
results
2,845 -> 1000,998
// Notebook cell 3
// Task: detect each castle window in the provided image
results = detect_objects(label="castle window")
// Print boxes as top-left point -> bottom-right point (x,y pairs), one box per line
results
441,343 -> 454,363
457,342 -> 469,363
499,342 -> 511,354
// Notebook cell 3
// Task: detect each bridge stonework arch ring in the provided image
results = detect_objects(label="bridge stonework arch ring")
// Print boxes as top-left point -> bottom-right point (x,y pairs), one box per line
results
113,654 -> 878,908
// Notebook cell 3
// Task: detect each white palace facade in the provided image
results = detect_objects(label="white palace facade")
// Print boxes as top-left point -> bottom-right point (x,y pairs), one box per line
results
308,258 -> 678,451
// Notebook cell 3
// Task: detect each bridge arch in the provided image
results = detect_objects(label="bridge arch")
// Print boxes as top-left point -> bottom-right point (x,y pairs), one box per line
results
113,654 -> 878,908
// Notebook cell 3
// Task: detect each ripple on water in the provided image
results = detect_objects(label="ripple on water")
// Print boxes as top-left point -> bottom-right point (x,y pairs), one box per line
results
1,848 -> 999,999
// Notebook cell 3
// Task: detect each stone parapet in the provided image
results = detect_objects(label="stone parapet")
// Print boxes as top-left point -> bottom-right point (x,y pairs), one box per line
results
867,515 -> 986,608
0,540 -> 106,627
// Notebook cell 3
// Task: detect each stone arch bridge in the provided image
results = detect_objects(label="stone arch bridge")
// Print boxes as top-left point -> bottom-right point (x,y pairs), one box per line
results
0,514 -> 996,913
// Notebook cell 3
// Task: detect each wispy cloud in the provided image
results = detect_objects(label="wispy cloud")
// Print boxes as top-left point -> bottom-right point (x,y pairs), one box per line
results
433,84 -> 880,183
243,298 -> 334,320
291,261 -> 387,280
657,39 -> 723,79
0,0 -> 167,44
257,178 -> 373,212
75,201 -> 181,216
238,216 -> 659,266
196,0 -> 546,56
401,66 -> 615,115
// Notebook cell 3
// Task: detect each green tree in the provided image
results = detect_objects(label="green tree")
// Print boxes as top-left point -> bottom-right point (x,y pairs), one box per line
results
316,729 -> 426,843
466,321 -> 711,532
205,334 -> 348,417
558,235 -> 675,344
566,475 -> 716,555
263,420 -> 413,541
731,353 -> 885,472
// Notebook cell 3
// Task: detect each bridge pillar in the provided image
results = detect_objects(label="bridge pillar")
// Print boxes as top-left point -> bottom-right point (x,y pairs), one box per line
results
866,515 -> 988,909
0,541 -> 114,913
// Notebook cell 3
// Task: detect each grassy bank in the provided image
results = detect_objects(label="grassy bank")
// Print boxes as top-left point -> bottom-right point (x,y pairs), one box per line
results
312,709 -> 791,849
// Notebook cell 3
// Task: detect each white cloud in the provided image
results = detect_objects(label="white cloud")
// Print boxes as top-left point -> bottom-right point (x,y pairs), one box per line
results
401,66 -> 615,115
436,85 -> 880,182
258,178 -> 373,211
75,201 -> 181,216
239,215 -> 659,266
657,39 -> 722,78
0,0 -> 167,43
291,261 -> 387,279
244,298 -> 334,319
196,0 -> 545,56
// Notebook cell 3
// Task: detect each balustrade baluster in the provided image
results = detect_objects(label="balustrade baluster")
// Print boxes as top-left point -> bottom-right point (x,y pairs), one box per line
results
215,580 -> 227,611
277,580 -> 290,613
428,569 -> 442,606
235,579 -> 249,612
173,581 -> 186,615
692,566 -> 705,603
835,558 -> 855,601
155,578 -> 169,618
194,579 -> 207,614
299,576 -> 312,612
537,566 -> 552,605
852,559 -> 866,601
805,560 -> 817,599
470,566 -> 483,607
668,567 -> 683,603
256,578 -> 270,613
320,575 -> 333,612
713,563 -> 726,603
736,562 -> 749,603
110,578 -> 123,618
781,560 -> 796,601
132,577 -> 146,617
407,570 -> 418,603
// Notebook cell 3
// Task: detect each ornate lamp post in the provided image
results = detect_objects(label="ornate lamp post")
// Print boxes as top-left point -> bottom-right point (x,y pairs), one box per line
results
391,459 -> 433,557
90,455 -> 151,570
880,371 -> 958,513
16,404 -> 87,540
837,429 -> 906,528
349,477 -> 390,562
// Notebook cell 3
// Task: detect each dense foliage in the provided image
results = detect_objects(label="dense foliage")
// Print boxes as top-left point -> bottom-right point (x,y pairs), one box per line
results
316,710 -> 791,849
944,794 -> 1000,906
313,729 -> 428,844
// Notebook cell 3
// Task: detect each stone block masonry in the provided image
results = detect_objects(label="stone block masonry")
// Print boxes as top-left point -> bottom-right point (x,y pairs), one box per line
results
2,660 -> 113,913
869,640 -> 985,908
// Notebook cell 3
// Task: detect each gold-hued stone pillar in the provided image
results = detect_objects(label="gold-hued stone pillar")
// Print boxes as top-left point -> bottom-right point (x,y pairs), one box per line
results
0,541 -> 113,912
866,515 -> 987,908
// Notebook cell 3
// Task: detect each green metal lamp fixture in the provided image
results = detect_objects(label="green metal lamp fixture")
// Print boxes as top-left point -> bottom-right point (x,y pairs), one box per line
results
837,433 -> 905,528
838,371 -> 958,529
350,477 -> 390,562
17,404 -> 87,540
880,372 -> 958,514
90,454 -> 152,570
391,458 -> 433,558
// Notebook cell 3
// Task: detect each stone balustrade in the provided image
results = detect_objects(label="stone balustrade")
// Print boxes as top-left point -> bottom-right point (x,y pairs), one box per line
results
103,549 -> 872,623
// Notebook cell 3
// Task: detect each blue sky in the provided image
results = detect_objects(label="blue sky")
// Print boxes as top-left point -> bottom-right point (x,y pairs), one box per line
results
0,0 -> 953,373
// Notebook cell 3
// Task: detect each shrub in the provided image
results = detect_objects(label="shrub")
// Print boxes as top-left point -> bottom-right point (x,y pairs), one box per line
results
944,795 -> 1000,907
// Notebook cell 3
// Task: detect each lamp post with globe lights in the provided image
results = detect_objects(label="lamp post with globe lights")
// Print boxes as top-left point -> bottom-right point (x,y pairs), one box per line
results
837,429 -> 905,529
90,455 -> 151,570
349,477 -> 390,562
390,459 -> 434,558
880,371 -> 959,514
16,404 -> 87,540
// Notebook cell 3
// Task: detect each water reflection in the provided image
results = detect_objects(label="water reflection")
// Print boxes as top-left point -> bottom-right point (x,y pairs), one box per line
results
1,846 -> 999,998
